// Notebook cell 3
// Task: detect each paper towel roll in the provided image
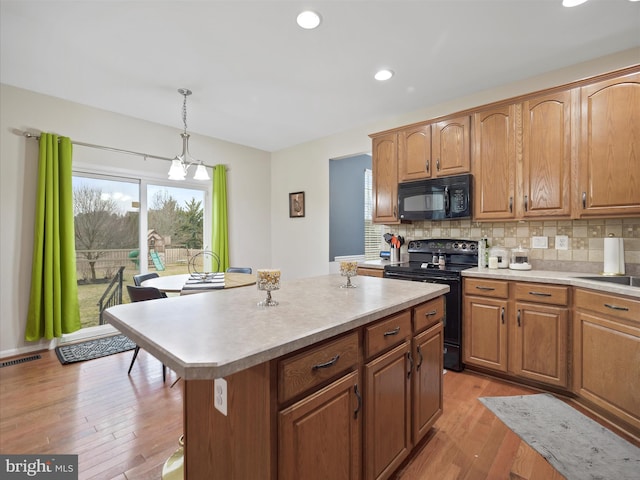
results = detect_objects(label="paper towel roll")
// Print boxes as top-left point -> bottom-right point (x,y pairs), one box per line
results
603,237 -> 625,275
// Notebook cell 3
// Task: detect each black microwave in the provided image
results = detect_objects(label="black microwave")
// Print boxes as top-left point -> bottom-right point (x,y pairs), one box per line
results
398,174 -> 472,221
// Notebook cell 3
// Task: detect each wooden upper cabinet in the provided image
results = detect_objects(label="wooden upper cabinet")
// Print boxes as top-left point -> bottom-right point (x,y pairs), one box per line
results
521,90 -> 574,218
472,105 -> 517,220
372,132 -> 399,224
432,115 -> 470,176
398,124 -> 432,182
578,72 -> 640,217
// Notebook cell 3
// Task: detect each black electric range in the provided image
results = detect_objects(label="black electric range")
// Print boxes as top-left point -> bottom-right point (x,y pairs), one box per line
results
384,239 -> 478,371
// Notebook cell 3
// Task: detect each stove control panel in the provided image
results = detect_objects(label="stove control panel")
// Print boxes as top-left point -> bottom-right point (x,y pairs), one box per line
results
408,239 -> 478,254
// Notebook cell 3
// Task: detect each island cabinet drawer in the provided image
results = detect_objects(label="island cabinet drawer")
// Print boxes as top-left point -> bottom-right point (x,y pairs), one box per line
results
464,278 -> 508,298
514,283 -> 569,306
413,296 -> 444,333
575,288 -> 640,324
278,332 -> 360,403
365,310 -> 412,359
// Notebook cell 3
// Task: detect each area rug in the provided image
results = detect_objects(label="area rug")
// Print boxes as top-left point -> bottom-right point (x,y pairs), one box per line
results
55,334 -> 136,365
479,393 -> 640,480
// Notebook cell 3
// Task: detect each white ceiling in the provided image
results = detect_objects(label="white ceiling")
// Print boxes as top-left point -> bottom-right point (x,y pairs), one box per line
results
1,0 -> 639,152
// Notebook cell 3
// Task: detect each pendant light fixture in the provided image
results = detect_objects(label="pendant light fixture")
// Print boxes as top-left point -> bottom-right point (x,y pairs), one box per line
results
168,88 -> 210,181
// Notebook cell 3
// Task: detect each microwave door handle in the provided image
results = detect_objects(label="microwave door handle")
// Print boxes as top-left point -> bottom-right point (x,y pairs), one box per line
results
444,186 -> 450,216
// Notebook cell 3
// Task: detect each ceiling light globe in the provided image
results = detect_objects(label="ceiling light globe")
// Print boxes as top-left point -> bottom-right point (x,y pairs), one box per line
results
168,159 -> 187,180
193,163 -> 210,181
374,69 -> 394,81
297,11 -> 321,29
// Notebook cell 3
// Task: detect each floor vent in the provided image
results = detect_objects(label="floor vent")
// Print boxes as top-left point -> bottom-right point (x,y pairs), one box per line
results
0,354 -> 42,368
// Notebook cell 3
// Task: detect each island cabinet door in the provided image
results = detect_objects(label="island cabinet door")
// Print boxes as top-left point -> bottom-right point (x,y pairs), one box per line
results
412,322 -> 443,444
364,342 -> 412,480
278,371 -> 362,480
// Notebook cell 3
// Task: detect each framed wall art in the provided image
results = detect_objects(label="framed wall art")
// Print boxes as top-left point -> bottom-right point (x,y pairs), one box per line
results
289,191 -> 305,218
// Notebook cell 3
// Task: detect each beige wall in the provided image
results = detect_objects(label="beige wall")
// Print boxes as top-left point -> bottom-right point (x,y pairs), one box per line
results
0,85 -> 271,356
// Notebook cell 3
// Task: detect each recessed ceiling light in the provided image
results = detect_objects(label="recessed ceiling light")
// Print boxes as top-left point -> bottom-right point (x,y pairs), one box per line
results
297,11 -> 321,29
562,0 -> 589,7
374,69 -> 394,81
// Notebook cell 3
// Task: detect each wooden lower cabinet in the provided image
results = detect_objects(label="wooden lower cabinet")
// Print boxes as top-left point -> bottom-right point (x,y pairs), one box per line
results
364,342 -> 411,480
511,301 -> 569,388
573,289 -> 640,433
463,280 -> 569,388
279,371 -> 362,480
357,266 -> 385,278
412,322 -> 443,443
463,295 -> 508,372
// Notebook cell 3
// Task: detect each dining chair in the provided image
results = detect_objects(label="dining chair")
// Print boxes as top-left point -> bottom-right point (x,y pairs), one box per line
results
226,267 -> 252,274
133,272 -> 166,294
126,285 -> 168,382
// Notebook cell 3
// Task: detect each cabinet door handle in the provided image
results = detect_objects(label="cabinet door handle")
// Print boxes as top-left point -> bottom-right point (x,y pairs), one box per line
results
353,384 -> 362,419
501,307 -> 505,324
604,303 -> 630,312
416,345 -> 424,371
529,291 -> 552,297
509,196 -> 513,213
436,158 -> 440,171
524,195 -> 528,212
582,192 -> 587,209
476,286 -> 495,291
424,310 -> 437,317
312,354 -> 340,370
407,351 -> 413,379
383,327 -> 401,337
393,206 -> 397,217
517,309 -> 521,327
426,161 -> 430,173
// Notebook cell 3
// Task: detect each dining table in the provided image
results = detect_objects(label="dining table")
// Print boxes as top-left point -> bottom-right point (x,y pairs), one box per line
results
141,272 -> 256,294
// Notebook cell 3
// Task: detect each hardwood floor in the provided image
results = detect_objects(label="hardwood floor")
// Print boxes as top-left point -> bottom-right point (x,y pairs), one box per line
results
0,348 -> 624,479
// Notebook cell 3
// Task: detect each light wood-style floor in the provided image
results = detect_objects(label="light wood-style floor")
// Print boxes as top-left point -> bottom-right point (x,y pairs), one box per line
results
0,347 -> 622,479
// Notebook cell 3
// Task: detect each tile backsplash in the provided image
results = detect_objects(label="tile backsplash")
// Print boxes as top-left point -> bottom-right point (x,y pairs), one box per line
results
384,218 -> 640,275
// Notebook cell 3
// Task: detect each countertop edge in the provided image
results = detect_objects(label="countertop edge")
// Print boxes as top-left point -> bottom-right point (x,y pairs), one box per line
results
461,268 -> 640,298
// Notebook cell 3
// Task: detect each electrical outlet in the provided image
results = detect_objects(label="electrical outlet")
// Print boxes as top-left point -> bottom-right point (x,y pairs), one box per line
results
214,378 -> 228,416
555,235 -> 569,250
531,236 -> 548,249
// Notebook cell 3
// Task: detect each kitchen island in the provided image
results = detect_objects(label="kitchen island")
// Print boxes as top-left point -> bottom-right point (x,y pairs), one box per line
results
104,274 -> 448,479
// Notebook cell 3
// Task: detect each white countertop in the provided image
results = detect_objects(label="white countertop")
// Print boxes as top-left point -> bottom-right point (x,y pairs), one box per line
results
462,267 -> 640,299
104,274 -> 448,380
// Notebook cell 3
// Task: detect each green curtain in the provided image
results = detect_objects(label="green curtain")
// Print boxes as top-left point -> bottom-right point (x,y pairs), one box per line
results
211,165 -> 229,272
25,134 -> 81,341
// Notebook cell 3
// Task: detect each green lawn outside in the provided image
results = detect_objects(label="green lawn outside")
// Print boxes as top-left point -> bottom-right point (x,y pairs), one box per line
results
77,263 -> 190,328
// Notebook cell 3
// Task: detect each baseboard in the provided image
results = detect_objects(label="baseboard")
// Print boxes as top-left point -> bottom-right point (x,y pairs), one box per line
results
0,324 -> 119,360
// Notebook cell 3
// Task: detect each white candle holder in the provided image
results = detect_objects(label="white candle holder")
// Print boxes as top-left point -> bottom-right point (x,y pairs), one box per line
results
257,269 -> 280,306
339,261 -> 358,288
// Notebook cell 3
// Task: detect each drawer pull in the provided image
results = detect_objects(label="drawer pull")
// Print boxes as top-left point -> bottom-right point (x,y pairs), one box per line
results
529,291 -> 552,297
416,345 -> 423,370
424,310 -> 437,317
354,384 -> 362,419
476,286 -> 495,291
406,351 -> 413,379
383,327 -> 401,337
312,354 -> 340,370
604,303 -> 630,312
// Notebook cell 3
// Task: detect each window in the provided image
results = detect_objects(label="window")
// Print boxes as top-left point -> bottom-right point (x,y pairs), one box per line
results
364,168 -> 383,260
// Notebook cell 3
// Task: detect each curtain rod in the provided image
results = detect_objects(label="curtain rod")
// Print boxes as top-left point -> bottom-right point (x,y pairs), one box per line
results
17,130 -> 218,169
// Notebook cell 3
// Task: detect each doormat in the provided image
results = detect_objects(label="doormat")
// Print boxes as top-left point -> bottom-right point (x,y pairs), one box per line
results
55,334 -> 136,365
479,393 -> 640,480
